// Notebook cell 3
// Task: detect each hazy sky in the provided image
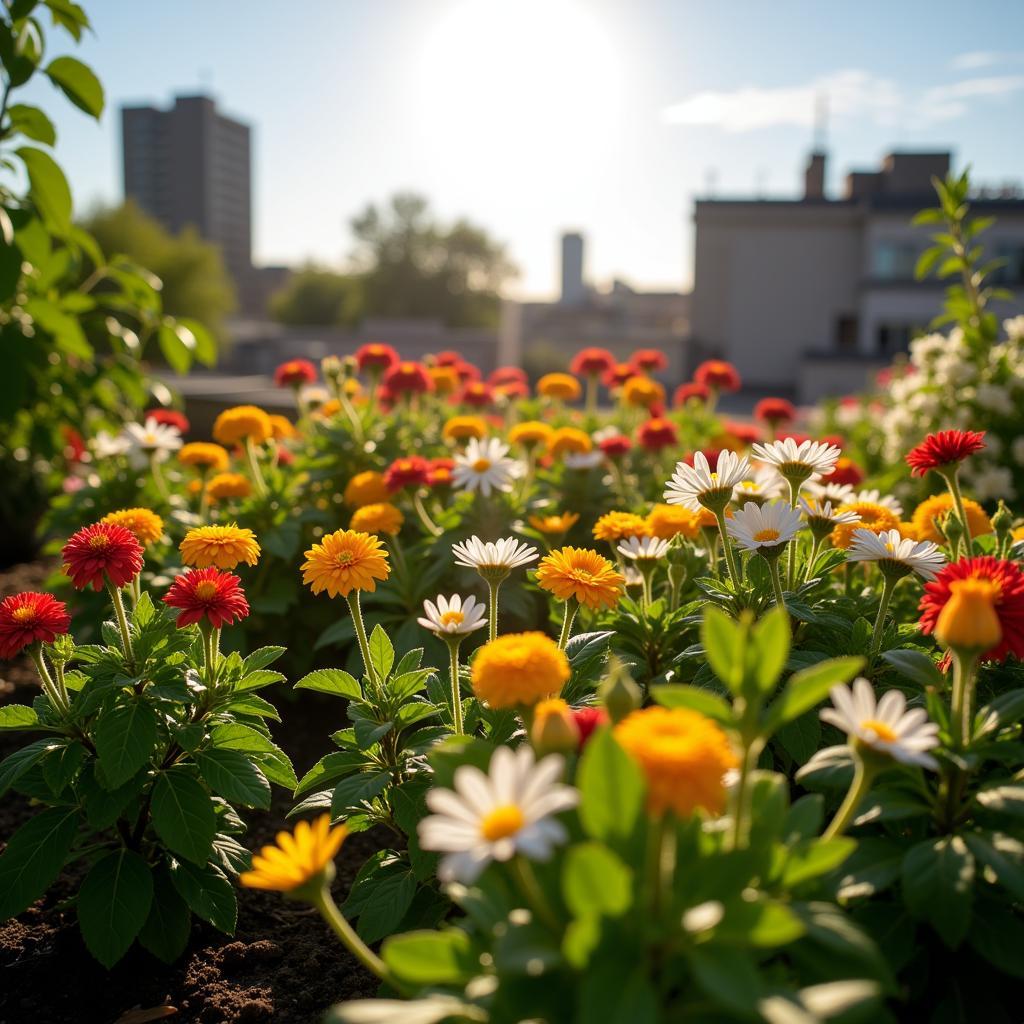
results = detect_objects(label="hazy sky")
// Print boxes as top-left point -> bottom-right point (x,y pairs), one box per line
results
24,0 -> 1024,297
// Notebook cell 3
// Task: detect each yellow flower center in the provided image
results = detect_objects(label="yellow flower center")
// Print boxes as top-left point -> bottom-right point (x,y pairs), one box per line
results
89,534 -> 110,549
440,610 -> 465,627
12,606 -> 35,622
861,719 -> 898,743
480,804 -> 525,841
335,551 -> 355,567
472,458 -> 492,472
753,528 -> 780,542
195,581 -> 218,600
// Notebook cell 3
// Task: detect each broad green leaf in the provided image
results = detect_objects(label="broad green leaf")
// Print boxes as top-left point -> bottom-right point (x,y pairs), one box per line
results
0,738 -> 62,797
138,865 -> 192,963
650,684 -> 733,725
775,712 -> 821,765
964,833 -> 1024,901
701,605 -> 741,693
577,729 -> 645,850
382,930 -> 474,985
45,55 -> 104,117
177,317 -> 217,365
17,146 -> 72,235
562,842 -> 633,918
294,668 -> 361,699
78,849 -> 153,967
151,768 -> 218,865
368,624 -> 394,680
6,103 -> 55,144
690,947 -> 762,1016
169,858 -> 236,933
331,771 -> 390,817
24,297 -> 92,358
763,656 -> 864,735
0,806 -> 79,918
42,739 -> 86,794
196,749 -> 271,809
241,646 -> 286,673
902,836 -> 974,948
968,903 -> 1024,980
780,837 -> 856,888
94,699 -> 158,788
975,689 -> 1024,737
752,605 -> 790,694
976,784 -> 1024,820
0,704 -> 40,729
881,649 -> 943,689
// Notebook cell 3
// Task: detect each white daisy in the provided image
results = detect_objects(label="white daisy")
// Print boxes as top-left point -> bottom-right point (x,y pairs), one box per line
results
751,438 -> 841,482
417,594 -> 488,637
845,528 -> 946,581
418,745 -> 580,884
799,497 -> 861,526
90,430 -> 131,459
664,450 -> 751,512
564,450 -> 604,470
617,536 -> 670,562
452,536 -> 539,574
451,437 -> 522,497
821,678 -> 939,769
733,463 -> 785,504
854,489 -> 904,518
122,417 -> 183,468
726,500 -> 804,552
805,479 -> 856,506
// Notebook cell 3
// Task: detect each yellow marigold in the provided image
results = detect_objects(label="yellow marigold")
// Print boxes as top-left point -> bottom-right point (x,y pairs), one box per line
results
301,529 -> 390,598
269,414 -> 298,440
622,375 -> 665,409
509,421 -> 555,448
429,365 -> 461,395
614,706 -> 738,817
593,511 -> 651,541
240,814 -> 348,892
535,546 -> 625,610
316,398 -> 342,418
694,507 -> 718,529
911,492 -> 992,544
646,503 -> 700,540
178,442 -> 229,472
350,502 -> 404,536
547,427 -> 592,460
537,372 -> 582,401
180,524 -> 261,569
212,405 -> 273,446
830,501 -> 900,549
471,632 -> 570,709
343,378 -> 362,397
443,416 -> 488,442
528,511 -> 581,534
206,472 -> 253,501
1014,526 -> 1024,542
101,508 -> 164,547
897,521 -> 920,541
343,470 -> 390,508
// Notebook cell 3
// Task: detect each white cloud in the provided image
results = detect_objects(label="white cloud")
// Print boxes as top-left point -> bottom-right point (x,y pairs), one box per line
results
921,74 -> 1024,121
949,50 -> 1024,71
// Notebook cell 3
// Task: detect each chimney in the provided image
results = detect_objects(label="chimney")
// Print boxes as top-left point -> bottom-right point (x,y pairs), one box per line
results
560,231 -> 586,306
804,151 -> 826,200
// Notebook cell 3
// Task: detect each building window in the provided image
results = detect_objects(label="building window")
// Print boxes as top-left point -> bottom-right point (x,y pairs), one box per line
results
876,323 -> 916,355
835,315 -> 858,352
992,243 -> 1024,285
871,241 -> 918,280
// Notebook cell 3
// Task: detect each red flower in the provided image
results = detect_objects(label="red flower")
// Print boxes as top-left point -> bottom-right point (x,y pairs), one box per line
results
630,349 -> 668,373
572,706 -> 609,750
906,430 -> 986,477
602,362 -> 634,389
673,382 -> 709,407
828,456 -> 864,486
722,421 -> 761,445
494,379 -> 529,400
427,457 -> 455,488
694,360 -> 741,392
163,568 -> 250,629
145,408 -> 190,433
275,446 -> 295,467
384,361 -> 433,395
919,556 -> 1024,664
61,426 -> 86,463
683,448 -> 722,471
62,522 -> 144,591
434,350 -> 463,368
458,381 -> 494,407
637,417 -> 678,452
454,361 -> 480,383
490,366 -> 528,387
754,397 -> 796,425
599,434 -> 632,459
385,456 -> 430,491
571,347 -> 615,376
274,359 -> 317,387
0,593 -> 71,659
356,343 -> 399,372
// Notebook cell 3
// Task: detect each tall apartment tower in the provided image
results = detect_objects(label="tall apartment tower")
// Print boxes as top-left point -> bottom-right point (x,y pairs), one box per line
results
121,95 -> 252,289
560,231 -> 587,306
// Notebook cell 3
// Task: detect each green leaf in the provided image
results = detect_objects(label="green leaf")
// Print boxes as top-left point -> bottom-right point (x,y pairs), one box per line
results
241,646 -> 286,673
78,849 -> 153,967
0,738 -> 62,797
42,739 -> 86,794
690,947 -> 762,1016
975,689 -> 1024,737
17,146 -> 72,235
0,806 -> 79,918
563,842 -> 633,918
138,865 -> 192,963
763,656 -> 864,735
752,605 -> 790,695
701,605 -> 741,693
969,902 -> 1024,979
44,55 -> 104,117
157,320 -> 193,374
344,858 -> 417,943
6,103 -> 56,144
775,712 -> 821,765
577,729 -> 645,851
780,838 -> 856,888
0,705 -> 40,729
964,833 -> 1024,901
331,771 -> 390,817
902,836 -> 974,948
177,317 -> 217,366
650,684 -> 733,725
94,699 -> 158,788
294,668 -> 362,699
382,930 -> 474,986
151,768 -> 218,865
24,297 -> 92,358
881,649 -> 943,689
368,624 -> 394,680
196,749 -> 271,809
169,858 -> 236,933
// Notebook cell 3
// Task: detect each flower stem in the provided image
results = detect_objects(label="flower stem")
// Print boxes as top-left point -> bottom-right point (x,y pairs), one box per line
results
244,436 -> 268,497
766,555 -> 789,624
412,490 -> 442,537
486,579 -> 502,643
30,646 -> 69,717
510,856 -> 561,935
646,813 -> 675,921
106,581 -> 135,670
713,510 -> 742,591
729,739 -> 760,849
311,887 -> 391,982
822,755 -> 876,840
345,591 -> 377,688
803,536 -> 822,583
940,467 -> 973,556
557,597 -> 579,650
950,650 -> 978,748
445,637 -> 464,735
868,574 -> 896,660
786,480 -> 800,589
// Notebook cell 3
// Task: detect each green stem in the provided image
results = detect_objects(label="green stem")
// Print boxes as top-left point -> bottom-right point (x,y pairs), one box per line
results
345,591 -> 377,688
822,755 -> 876,840
311,887 -> 391,983
868,574 -> 897,660
557,597 -> 579,650
106,581 -> 135,670
647,813 -> 675,922
445,637 -> 464,735
29,647 -> 68,717
766,555 -> 789,624
149,452 -> 170,503
244,436 -> 268,497
486,579 -> 502,643
412,490 -> 442,537
585,374 -> 598,416
940,467 -> 973,555
729,740 -> 760,849
786,480 -> 800,589
510,856 -> 561,935
803,536 -> 822,583
713,509 -> 742,591
950,650 -> 978,749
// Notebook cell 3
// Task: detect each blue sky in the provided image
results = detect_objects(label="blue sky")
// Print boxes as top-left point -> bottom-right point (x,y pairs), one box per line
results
25,0 -> 1024,297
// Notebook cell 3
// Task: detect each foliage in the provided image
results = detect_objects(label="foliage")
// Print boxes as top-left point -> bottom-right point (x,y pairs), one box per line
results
269,262 -> 361,326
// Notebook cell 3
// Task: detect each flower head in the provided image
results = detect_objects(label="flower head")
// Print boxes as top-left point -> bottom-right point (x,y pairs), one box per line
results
384,456 -> 430,492
301,530 -> 390,597
274,358 -> 317,387
854,489 -> 903,518
573,706 -> 609,749
828,456 -> 864,487
418,746 -> 578,883
536,547 -> 625,610
751,438 -> 841,485
614,706 -> 738,817
694,360 -> 740,392
344,470 -> 390,508
443,415 -> 488,442
178,442 -> 230,473
427,457 -> 455,488
452,437 -> 521,497
417,594 -> 487,637
213,406 -> 273,446
269,414 -> 298,441
637,417 -> 678,452
571,348 -> 615,375
821,678 -> 939,769
674,382 -> 709,407
509,421 -> 554,449
490,366 -> 528,387
123,417 -> 183,467
906,429 -> 986,477
350,502 -> 404,536
664,450 -> 751,512
726,500 -> 803,553
630,348 -> 668,373
617,536 -> 670,562
240,815 -> 348,892
622,375 -> 665,410
63,522 -> 144,591
384,360 -> 432,394
646,503 -> 700,539
547,427 -> 592,461
845,528 -> 946,581
206,473 -> 252,501
799,497 -> 860,534
471,632 -> 570,708
602,362 -> 635,389
593,510 -> 651,542
101,508 -> 164,547
144,408 -> 190,433
355,342 -> 399,372
180,525 -> 261,570
537,372 -> 581,401
911,493 -> 992,544
830,500 -> 900,549
0,593 -> 71,659
452,536 -> 538,578
163,568 -> 250,628
528,511 -> 580,535
599,433 -> 632,459
754,397 -> 796,425
732,464 -> 784,505
934,577 -> 1003,653
428,365 -> 461,395
458,381 -> 494,408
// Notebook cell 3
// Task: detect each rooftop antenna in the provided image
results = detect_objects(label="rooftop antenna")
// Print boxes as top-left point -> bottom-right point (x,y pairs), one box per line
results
704,167 -> 718,197
812,90 -> 828,153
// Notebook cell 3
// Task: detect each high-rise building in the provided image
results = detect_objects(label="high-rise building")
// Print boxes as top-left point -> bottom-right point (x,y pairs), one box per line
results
560,231 -> 587,306
121,94 -> 253,291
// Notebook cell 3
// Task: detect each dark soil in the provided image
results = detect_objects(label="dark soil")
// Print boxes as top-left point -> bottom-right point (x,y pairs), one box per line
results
0,561 -> 384,1024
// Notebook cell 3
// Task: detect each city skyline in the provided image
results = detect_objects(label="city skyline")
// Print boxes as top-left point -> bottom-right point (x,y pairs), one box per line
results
23,0 -> 1024,298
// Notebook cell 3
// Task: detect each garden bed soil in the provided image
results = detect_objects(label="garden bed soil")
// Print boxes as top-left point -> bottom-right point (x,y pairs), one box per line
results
0,560 -> 382,1024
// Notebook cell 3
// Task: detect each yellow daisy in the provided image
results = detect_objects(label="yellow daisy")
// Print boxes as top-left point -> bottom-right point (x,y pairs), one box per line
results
593,511 -> 650,541
536,546 -> 625,610
180,525 -> 261,570
101,508 -> 164,547
301,530 -> 390,597
240,815 -> 348,892
911,492 -> 992,544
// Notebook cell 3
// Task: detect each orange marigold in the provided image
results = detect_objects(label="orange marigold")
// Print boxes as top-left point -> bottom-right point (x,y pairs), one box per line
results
301,530 -> 390,598
536,547 -> 625,610
471,632 -> 570,709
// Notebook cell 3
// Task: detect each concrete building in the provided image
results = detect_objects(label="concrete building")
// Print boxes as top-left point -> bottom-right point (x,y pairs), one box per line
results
691,151 -> 1024,402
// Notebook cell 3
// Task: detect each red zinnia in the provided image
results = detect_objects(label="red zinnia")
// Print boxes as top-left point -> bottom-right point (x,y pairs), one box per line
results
427,457 -> 455,488
458,381 -> 494,407
599,434 -> 632,459
572,706 -> 609,750
163,568 -> 250,629
385,456 -> 430,491
274,358 -> 317,387
356,343 -> 399,372
637,417 -> 678,452
145,408 -> 190,433
0,592 -> 71,659
919,556 -> 1024,664
454,361 -> 480,383
494,380 -> 529,400
434,350 -> 463,368
630,349 -> 668,373
754,398 -> 796,425
571,347 -> 615,376
61,426 -> 86,463
694,360 -> 741,392
490,366 -> 528,387
673,382 -> 709,407
723,421 -> 761,445
828,456 -> 864,487
384,361 -> 433,395
602,362 -> 634,389
62,522 -> 144,591
906,430 -> 986,478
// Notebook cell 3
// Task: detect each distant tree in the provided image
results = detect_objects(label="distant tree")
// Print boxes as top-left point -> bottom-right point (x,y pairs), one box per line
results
349,193 -> 516,328
269,264 -> 362,326
83,201 -> 236,338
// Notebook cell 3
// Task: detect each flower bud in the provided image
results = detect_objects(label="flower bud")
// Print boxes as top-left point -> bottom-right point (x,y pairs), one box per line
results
941,510 -> 964,547
599,656 -> 641,724
321,355 -> 342,380
341,355 -> 358,378
531,697 -> 580,755
993,501 -> 1014,544
935,577 -> 1002,653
